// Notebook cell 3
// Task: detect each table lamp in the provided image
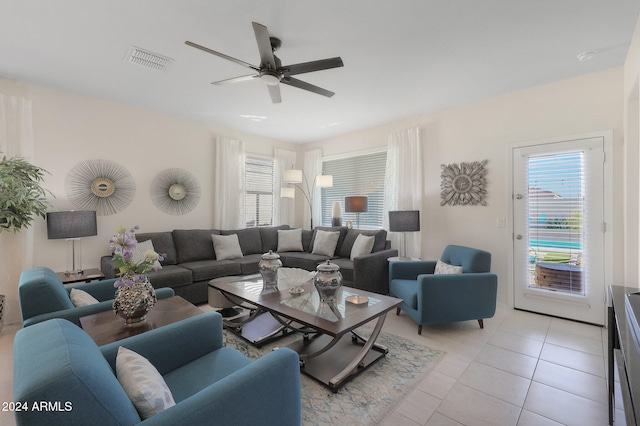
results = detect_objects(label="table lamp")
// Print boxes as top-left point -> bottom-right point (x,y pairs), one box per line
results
47,210 -> 97,276
388,210 -> 420,260
345,196 -> 368,229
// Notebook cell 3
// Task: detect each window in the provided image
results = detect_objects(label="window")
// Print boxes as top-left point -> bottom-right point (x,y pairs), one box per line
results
321,151 -> 387,228
245,156 -> 274,227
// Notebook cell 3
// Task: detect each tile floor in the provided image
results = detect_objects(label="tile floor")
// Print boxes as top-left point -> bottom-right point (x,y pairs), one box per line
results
0,303 -> 619,426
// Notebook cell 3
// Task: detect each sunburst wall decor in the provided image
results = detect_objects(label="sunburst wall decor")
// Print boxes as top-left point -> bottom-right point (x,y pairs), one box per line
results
65,159 -> 136,215
440,159 -> 488,206
150,168 -> 201,215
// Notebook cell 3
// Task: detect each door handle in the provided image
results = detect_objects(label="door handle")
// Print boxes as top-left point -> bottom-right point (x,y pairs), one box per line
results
516,234 -> 523,240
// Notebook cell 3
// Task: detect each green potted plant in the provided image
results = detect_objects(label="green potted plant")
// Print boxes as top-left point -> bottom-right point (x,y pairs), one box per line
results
0,151 -> 52,331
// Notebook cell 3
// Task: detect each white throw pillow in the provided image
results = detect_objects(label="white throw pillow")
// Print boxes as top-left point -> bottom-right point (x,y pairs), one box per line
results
434,260 -> 463,275
116,346 -> 176,419
132,239 -> 162,270
277,229 -> 304,252
69,288 -> 99,307
211,233 -> 244,260
312,230 -> 340,257
350,234 -> 375,260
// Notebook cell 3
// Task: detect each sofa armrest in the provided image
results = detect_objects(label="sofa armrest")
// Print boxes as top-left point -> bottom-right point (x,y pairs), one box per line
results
353,248 -> 398,294
140,348 -> 301,426
101,311 -> 222,373
389,260 -> 437,280
22,300 -> 116,327
100,255 -> 117,279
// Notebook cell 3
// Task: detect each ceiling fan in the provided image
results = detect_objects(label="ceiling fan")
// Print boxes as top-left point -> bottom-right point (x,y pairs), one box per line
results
185,22 -> 344,104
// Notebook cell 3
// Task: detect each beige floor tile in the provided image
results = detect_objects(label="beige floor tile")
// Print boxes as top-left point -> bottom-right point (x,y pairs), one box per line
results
544,328 -> 603,356
548,317 -> 604,341
524,381 -> 608,426
417,370 -> 457,399
396,389 -> 441,425
425,412 -> 464,426
379,411 -> 422,426
458,361 -> 531,407
532,360 -> 608,405
539,342 -> 606,377
437,383 -> 521,426
433,354 -> 471,380
499,320 -> 549,342
488,330 -> 544,358
474,343 -> 538,379
517,409 -> 564,425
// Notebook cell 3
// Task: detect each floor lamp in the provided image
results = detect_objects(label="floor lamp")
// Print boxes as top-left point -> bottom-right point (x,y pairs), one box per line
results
345,196 -> 368,229
47,210 -> 97,276
389,210 -> 420,260
281,168 -> 333,229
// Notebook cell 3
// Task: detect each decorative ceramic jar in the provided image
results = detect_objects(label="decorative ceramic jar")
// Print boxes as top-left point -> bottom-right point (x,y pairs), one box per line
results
112,276 -> 157,325
314,260 -> 343,303
259,250 -> 282,289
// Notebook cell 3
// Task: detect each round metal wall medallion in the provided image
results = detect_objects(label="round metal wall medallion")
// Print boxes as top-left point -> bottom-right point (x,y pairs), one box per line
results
440,159 -> 488,206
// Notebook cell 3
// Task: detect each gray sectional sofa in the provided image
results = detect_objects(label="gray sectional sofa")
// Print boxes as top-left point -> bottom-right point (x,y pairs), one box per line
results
101,225 -> 398,305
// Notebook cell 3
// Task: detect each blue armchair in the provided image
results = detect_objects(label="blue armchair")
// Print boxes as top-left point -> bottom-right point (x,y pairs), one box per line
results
389,245 -> 498,334
18,267 -> 174,327
13,312 -> 302,425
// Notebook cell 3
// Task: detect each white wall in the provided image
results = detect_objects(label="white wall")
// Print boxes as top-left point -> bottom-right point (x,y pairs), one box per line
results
305,67 -> 625,304
0,77 -> 296,325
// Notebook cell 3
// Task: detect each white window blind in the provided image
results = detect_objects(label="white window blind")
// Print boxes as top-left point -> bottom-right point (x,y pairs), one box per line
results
321,151 -> 387,228
245,156 -> 274,227
528,151 -> 585,294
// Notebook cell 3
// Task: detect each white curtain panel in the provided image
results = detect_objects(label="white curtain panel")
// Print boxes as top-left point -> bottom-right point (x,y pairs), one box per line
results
274,148 -> 296,226
304,149 -> 322,230
0,94 -> 35,325
384,127 -> 423,258
213,137 -> 245,229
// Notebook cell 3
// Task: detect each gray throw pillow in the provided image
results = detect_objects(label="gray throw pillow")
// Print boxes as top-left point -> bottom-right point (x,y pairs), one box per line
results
277,229 -> 304,252
434,260 -> 463,274
312,230 -> 340,257
211,234 -> 244,260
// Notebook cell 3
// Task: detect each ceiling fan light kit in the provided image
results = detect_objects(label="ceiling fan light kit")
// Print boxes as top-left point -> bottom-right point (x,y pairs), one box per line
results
186,21 -> 343,103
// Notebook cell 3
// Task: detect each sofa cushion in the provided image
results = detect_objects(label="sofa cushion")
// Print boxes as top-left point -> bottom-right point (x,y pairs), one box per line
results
235,254 -> 262,275
180,260 -> 243,282
212,234 -> 244,260
337,229 -> 388,258
279,252 -> 328,271
173,229 -> 219,263
350,234 -> 375,260
258,225 -> 290,252
147,265 -> 193,289
116,346 -> 176,419
310,226 -> 348,254
277,229 -> 304,252
136,232 -> 177,265
312,230 -> 341,257
328,257 -> 354,282
302,229 -> 314,252
221,227 -> 263,255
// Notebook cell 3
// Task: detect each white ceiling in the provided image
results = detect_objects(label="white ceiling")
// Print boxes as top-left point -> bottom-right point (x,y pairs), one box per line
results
1,1 -> 638,143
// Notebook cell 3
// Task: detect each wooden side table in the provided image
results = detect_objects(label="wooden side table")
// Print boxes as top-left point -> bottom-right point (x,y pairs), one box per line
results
79,296 -> 203,346
56,268 -> 105,285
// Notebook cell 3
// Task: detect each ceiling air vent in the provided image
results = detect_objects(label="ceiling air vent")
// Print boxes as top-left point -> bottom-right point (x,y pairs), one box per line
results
126,46 -> 173,72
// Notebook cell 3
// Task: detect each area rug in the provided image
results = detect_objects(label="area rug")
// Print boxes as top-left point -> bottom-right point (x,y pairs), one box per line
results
223,328 -> 445,426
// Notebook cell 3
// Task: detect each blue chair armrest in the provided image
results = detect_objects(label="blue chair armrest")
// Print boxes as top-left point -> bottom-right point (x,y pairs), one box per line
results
101,311 -> 221,372
22,300 -> 116,327
140,348 -> 301,426
416,273 -> 498,323
390,260 -> 437,280
69,279 -> 175,301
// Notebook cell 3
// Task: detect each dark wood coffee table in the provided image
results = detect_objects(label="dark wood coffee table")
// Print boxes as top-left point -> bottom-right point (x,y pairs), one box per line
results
79,296 -> 203,346
210,277 -> 402,391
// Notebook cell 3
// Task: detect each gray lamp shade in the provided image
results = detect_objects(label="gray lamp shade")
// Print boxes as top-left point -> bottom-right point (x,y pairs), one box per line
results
388,210 -> 420,232
345,196 -> 368,213
46,211 -> 97,239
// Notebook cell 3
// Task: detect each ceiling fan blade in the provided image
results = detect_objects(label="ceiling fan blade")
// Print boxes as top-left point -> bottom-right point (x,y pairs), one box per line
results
283,57 -> 344,76
281,77 -> 335,97
211,75 -> 259,85
252,22 -> 277,69
185,41 -> 258,71
267,84 -> 282,103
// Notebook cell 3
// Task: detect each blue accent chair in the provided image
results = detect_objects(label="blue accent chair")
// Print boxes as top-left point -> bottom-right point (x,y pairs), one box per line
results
389,245 -> 498,334
13,312 -> 302,425
18,266 -> 175,327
